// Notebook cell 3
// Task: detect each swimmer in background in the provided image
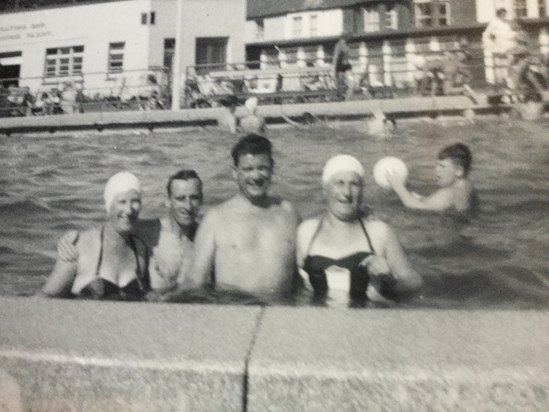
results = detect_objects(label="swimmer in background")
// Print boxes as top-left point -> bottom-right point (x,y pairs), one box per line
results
57,169 -> 203,299
387,143 -> 478,213
217,95 -> 238,134
239,97 -> 266,134
297,155 -> 422,305
40,172 -> 150,300
166,134 -> 301,303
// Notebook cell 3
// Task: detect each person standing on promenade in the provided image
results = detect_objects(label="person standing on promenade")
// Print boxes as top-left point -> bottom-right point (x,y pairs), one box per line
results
333,34 -> 354,101
482,8 -> 517,86
387,143 -> 478,213
169,134 -> 301,303
57,169 -> 204,299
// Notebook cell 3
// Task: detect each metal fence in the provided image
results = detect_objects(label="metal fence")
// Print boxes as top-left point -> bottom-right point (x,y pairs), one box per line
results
1,46 -> 547,117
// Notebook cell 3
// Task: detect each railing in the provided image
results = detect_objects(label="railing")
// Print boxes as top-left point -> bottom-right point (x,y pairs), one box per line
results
1,47 -> 547,117
0,67 -> 170,117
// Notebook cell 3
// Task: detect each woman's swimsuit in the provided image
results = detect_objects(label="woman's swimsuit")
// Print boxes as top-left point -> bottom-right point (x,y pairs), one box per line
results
303,219 -> 375,301
78,226 -> 149,301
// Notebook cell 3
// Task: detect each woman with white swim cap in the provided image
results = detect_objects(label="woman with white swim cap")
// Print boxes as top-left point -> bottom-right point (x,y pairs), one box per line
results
296,154 -> 423,305
41,172 -> 150,300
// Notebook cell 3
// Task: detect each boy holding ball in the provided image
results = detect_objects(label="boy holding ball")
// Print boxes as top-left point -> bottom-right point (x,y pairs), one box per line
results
387,143 -> 478,213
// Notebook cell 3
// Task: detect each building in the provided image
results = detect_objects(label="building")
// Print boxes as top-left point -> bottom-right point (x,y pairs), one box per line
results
245,0 -> 549,89
0,0 -> 246,104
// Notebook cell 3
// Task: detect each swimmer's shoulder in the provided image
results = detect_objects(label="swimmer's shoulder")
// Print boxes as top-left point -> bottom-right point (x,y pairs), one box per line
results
297,217 -> 321,241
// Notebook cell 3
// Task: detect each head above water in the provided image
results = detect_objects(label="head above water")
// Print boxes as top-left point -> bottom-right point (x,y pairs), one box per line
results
322,154 -> 365,186
166,169 -> 203,198
496,8 -> 507,19
437,143 -> 472,177
104,171 -> 142,212
231,134 -> 273,167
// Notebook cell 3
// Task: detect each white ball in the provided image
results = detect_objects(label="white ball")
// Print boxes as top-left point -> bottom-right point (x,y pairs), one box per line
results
373,157 -> 408,189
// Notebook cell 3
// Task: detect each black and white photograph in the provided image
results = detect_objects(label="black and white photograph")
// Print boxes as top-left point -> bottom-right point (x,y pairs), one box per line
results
1,0 -> 548,410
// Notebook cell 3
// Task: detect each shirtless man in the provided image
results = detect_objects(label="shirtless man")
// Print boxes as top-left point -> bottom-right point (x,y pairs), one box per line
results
58,169 -> 203,296
177,134 -> 300,302
387,143 -> 478,213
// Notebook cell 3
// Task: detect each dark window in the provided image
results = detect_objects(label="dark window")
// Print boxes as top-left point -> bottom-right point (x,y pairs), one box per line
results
108,42 -> 125,73
150,11 -> 156,25
44,45 -> 84,78
141,13 -> 147,24
163,38 -> 175,71
195,37 -> 228,73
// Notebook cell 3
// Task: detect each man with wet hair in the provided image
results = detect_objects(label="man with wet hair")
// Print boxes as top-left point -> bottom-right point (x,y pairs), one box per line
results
387,143 -> 478,213
58,169 -> 204,297
173,133 -> 300,302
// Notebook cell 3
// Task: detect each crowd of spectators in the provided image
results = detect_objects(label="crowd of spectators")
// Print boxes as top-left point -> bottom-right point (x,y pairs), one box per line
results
0,74 -> 169,117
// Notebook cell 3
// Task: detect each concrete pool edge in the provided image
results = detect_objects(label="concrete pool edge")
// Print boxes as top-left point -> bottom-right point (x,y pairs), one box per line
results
2,95 -> 544,135
1,297 -> 548,411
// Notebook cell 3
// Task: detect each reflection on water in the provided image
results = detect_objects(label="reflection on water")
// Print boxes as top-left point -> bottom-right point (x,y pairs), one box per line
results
1,117 -> 549,309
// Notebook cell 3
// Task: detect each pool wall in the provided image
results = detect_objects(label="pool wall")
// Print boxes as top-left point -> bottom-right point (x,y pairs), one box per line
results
0,95 -> 522,135
1,297 -> 548,411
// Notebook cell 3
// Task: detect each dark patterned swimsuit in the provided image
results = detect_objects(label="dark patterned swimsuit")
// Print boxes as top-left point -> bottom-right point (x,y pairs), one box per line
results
78,226 -> 149,301
303,219 -> 375,301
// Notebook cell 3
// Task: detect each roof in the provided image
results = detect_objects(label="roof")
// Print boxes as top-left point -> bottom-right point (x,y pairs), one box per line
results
247,0 -> 385,19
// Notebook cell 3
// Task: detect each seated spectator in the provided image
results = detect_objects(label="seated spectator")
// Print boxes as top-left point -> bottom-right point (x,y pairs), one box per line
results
30,92 -> 51,116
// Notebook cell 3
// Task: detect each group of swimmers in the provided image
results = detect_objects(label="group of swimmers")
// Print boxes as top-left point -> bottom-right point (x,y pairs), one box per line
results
39,134 -> 477,305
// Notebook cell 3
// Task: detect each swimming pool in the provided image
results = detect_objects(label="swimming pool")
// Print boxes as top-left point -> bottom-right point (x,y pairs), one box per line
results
1,117 -> 548,308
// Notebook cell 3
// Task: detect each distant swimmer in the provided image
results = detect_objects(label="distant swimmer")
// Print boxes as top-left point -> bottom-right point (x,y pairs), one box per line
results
170,134 -> 301,302
57,169 -> 204,300
387,143 -> 478,213
40,172 -> 150,300
240,97 -> 266,134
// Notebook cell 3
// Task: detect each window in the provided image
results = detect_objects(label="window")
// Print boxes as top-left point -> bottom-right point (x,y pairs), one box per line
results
292,16 -> 303,38
386,7 -> 398,30
514,0 -> 527,17
44,45 -> 83,78
141,13 -> 147,24
438,0 -> 450,26
414,0 -> 433,28
309,15 -> 318,37
195,37 -> 227,73
414,0 -> 449,27
256,19 -> 264,39
363,6 -> 380,32
163,38 -> 175,70
539,0 -> 546,16
108,42 -> 125,73
150,11 -> 156,25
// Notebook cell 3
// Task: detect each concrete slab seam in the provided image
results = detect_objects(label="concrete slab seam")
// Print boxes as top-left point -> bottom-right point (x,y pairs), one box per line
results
243,306 -> 267,412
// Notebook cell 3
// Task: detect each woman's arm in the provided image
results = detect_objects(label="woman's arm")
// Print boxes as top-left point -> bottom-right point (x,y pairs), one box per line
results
40,239 -> 78,297
365,220 -> 423,295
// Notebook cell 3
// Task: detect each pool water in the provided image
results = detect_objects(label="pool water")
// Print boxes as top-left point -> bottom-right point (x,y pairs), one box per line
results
1,117 -> 548,308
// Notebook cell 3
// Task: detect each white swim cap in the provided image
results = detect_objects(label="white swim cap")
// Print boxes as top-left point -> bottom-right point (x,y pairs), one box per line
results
322,154 -> 365,185
104,171 -> 141,212
245,97 -> 258,113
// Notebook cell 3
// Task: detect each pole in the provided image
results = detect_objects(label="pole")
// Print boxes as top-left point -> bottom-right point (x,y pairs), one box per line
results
171,0 -> 184,110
